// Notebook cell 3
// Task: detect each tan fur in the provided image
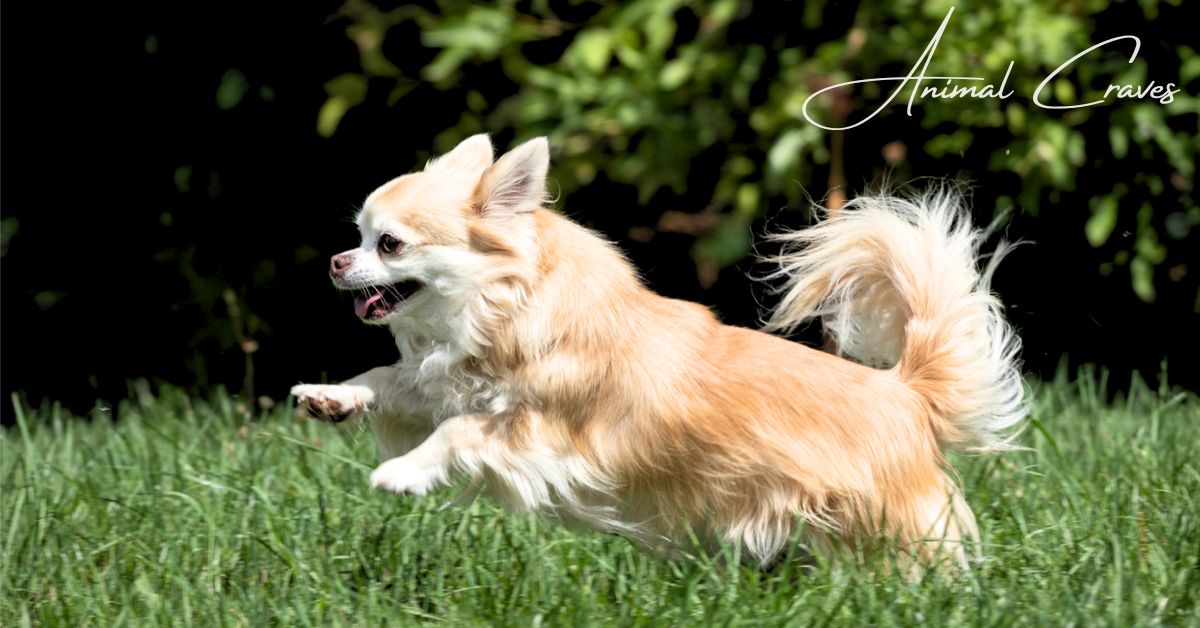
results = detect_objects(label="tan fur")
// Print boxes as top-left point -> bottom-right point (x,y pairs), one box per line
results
293,135 -> 1027,570
466,210 -> 970,564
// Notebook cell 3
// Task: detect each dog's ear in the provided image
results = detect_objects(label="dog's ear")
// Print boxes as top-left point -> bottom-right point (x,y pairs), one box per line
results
425,134 -> 494,179
474,137 -> 549,216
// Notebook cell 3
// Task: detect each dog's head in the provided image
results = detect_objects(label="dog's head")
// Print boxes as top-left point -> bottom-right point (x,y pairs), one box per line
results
329,134 -> 549,329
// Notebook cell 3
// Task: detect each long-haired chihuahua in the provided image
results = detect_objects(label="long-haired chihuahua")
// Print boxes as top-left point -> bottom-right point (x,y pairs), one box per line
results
292,134 -> 1027,569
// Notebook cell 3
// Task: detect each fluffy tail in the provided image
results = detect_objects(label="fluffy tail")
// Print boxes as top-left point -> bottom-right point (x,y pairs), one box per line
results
764,188 -> 1028,452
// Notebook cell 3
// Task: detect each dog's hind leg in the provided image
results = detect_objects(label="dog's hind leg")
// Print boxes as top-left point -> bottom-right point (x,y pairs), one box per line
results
900,475 -> 978,571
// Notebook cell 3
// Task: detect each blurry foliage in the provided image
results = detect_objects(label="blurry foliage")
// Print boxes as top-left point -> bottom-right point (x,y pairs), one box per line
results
324,0 -> 1197,301
5,0 -> 1199,412
0,217 -> 18,258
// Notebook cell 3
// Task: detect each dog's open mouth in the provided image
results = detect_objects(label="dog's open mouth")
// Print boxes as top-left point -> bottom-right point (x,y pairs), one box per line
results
352,281 -> 423,319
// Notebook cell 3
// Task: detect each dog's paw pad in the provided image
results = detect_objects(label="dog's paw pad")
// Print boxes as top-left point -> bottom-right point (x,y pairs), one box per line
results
290,384 -> 371,423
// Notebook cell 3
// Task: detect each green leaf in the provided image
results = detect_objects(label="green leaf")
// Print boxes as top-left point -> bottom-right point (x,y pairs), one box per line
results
1130,255 -> 1156,302
924,129 -> 973,158
1053,78 -> 1076,107
659,58 -> 691,91
421,7 -> 505,54
1108,127 -> 1128,159
324,73 -> 368,102
766,128 -> 811,189
1135,205 -> 1167,264
1005,104 -> 1026,133
1085,196 -> 1118,247
611,27 -> 646,70
423,48 -> 472,84
569,29 -> 613,74
1180,47 -> 1200,83
317,98 -> 350,138
735,183 -> 761,218
216,69 -> 248,110
709,0 -> 739,26
643,8 -> 677,54
0,216 -> 19,256
317,74 -> 368,137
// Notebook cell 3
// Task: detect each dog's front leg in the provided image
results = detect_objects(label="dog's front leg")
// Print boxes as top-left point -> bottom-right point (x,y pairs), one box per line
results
291,366 -> 416,423
369,413 -> 491,496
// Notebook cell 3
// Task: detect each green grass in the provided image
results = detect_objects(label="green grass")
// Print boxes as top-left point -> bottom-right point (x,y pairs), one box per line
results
2,368 -> 1198,626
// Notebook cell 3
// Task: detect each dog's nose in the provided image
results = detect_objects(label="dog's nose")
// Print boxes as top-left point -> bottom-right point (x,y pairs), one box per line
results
330,253 -> 353,277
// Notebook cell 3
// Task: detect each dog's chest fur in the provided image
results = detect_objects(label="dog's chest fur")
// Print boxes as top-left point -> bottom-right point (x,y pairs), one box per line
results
390,325 -> 512,422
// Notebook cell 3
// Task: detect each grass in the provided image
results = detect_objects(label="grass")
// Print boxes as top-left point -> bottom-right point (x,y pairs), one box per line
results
2,368 -> 1198,626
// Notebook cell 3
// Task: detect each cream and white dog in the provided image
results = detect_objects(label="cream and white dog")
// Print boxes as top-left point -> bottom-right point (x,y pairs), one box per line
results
291,134 -> 1027,567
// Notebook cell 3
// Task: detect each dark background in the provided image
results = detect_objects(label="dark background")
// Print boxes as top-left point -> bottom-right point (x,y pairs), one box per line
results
2,1 -> 1197,418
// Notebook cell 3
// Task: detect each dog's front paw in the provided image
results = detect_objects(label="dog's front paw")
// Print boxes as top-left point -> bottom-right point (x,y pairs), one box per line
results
290,384 -> 374,423
369,457 -> 447,496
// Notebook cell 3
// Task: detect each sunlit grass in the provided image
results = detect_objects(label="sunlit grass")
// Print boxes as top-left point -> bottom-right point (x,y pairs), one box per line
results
2,368 -> 1197,625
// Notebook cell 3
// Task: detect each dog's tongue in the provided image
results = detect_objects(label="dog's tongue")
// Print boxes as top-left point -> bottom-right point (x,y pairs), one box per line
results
354,292 -> 384,318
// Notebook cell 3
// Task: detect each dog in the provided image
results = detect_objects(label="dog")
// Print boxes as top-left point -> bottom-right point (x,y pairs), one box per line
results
291,134 -> 1028,568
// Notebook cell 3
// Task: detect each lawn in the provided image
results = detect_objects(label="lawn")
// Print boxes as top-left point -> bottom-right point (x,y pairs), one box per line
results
2,367 -> 1197,626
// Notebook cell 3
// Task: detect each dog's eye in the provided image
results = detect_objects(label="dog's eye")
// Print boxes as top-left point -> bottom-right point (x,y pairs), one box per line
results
378,233 -> 402,255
